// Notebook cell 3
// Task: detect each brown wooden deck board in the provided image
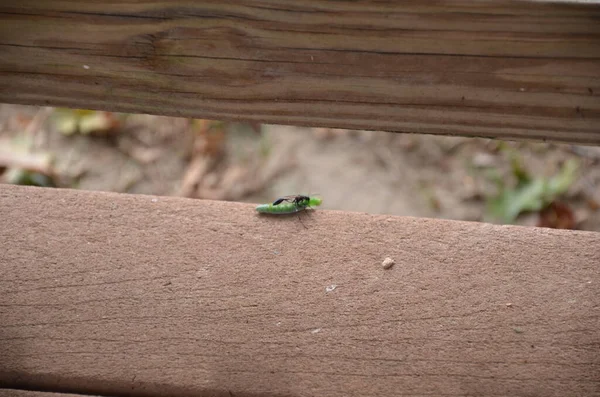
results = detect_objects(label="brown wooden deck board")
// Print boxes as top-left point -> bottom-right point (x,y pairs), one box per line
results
1,184 -> 599,396
0,390 -> 101,397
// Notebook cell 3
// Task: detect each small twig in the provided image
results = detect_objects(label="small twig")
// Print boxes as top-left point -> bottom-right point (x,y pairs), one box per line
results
179,156 -> 215,197
24,107 -> 53,151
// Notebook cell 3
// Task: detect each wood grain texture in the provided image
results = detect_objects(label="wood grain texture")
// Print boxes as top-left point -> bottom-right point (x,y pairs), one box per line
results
0,184 -> 599,397
1,1 -> 600,144
0,391 -> 99,397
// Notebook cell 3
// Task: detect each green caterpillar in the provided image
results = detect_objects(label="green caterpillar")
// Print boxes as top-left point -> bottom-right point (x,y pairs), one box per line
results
256,195 -> 322,214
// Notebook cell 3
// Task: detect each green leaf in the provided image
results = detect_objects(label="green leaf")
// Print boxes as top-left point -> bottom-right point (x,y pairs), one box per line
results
56,116 -> 79,136
52,108 -> 119,136
487,178 -> 546,223
78,112 -> 114,135
6,168 -> 56,187
510,152 -> 531,186
546,159 -> 578,197
486,158 -> 579,224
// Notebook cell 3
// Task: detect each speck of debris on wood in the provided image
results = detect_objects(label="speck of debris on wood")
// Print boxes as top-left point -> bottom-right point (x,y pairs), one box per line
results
382,257 -> 395,269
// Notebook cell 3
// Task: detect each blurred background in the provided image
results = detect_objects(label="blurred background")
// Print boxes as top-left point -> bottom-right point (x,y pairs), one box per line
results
1,103 -> 598,231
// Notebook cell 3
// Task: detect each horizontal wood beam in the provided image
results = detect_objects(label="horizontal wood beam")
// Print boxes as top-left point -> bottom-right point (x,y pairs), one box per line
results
0,391 -> 97,397
0,185 -> 599,396
1,1 -> 600,144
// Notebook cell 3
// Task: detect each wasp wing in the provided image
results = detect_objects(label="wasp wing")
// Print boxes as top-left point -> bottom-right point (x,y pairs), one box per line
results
272,195 -> 299,206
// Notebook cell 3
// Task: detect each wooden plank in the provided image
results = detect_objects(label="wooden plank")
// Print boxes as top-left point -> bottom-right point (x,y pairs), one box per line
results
0,184 -> 598,396
1,1 -> 599,144
0,391 -> 97,397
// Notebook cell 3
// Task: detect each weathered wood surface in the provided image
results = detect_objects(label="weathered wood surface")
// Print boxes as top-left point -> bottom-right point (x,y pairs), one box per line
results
0,184 -> 599,396
0,391 -> 96,397
1,1 -> 600,144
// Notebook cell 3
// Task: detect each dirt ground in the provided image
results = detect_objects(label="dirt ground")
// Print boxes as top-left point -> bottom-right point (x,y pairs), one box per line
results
1,103 -> 599,231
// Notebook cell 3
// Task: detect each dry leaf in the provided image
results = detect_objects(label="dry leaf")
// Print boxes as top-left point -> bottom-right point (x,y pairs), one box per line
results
537,201 -> 576,229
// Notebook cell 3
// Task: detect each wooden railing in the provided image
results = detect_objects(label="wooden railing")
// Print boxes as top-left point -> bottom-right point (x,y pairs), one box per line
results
1,0 -> 599,143
1,1 -> 599,397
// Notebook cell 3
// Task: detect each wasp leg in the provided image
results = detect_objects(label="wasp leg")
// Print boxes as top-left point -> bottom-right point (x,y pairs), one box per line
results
297,209 -> 308,229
